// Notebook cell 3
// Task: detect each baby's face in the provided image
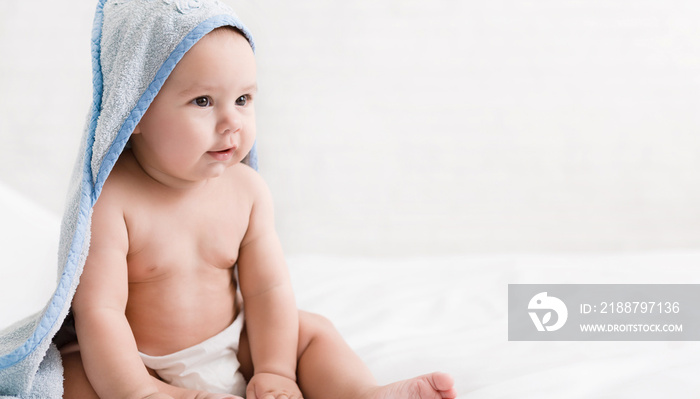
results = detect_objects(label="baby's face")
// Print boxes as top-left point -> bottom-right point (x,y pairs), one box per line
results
131,28 -> 257,186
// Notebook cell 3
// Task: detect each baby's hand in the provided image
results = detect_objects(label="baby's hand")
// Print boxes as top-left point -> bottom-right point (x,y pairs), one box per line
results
246,372 -> 303,399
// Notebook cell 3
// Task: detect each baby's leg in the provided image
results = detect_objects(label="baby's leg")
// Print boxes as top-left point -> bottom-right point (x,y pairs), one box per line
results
237,311 -> 457,399
62,350 -> 100,399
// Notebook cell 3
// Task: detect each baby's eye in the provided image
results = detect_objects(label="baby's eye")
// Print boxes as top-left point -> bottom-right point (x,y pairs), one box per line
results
192,96 -> 211,107
235,95 -> 250,106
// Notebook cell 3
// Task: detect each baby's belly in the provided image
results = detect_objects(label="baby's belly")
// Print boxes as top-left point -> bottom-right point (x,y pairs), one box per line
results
126,273 -> 239,356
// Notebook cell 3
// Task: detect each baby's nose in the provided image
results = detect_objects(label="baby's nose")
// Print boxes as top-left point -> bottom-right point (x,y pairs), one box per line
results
217,110 -> 242,134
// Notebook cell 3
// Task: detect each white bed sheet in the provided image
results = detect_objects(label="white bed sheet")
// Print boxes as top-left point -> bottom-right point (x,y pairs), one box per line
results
287,254 -> 700,398
1,184 -> 699,397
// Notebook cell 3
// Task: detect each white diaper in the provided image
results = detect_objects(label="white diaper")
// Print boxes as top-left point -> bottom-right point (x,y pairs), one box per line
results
139,310 -> 247,396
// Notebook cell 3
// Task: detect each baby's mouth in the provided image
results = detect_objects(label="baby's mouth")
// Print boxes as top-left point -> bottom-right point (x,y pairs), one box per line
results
207,146 -> 236,160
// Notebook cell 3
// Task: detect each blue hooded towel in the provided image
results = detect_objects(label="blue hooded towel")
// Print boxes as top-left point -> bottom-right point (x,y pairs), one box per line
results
0,1 -> 256,396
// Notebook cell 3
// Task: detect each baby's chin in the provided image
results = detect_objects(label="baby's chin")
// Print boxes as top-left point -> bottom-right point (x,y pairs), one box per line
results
201,159 -> 240,179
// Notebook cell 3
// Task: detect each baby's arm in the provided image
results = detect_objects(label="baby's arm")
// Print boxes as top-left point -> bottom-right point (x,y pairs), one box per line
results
237,173 -> 300,393
71,190 -> 168,399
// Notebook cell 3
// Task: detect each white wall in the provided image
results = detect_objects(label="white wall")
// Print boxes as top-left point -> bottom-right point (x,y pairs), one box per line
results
1,0 -> 699,256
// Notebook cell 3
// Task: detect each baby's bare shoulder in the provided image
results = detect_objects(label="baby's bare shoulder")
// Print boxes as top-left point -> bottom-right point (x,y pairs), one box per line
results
225,162 -> 271,200
93,150 -> 156,223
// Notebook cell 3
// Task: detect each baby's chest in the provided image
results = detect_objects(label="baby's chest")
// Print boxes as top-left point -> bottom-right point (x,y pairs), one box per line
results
125,202 -> 249,280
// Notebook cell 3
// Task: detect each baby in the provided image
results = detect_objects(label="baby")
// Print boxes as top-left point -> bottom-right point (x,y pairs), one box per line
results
60,3 -> 456,399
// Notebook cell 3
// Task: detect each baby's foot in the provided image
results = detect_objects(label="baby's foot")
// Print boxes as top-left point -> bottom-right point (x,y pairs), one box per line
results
364,372 -> 457,399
